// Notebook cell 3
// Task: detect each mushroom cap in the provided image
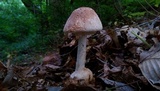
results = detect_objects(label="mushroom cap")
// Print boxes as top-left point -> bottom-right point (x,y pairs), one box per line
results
63,7 -> 102,35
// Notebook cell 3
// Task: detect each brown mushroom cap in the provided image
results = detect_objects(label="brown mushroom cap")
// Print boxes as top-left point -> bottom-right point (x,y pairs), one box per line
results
63,7 -> 102,35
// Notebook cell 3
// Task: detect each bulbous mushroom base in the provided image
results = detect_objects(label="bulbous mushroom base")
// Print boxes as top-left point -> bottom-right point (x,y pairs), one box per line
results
70,67 -> 93,85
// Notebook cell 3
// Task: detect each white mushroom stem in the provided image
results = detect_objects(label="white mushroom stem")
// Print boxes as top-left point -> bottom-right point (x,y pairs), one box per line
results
76,34 -> 87,71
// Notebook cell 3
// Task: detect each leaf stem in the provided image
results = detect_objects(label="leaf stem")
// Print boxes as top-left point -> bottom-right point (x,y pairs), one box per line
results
131,31 -> 151,48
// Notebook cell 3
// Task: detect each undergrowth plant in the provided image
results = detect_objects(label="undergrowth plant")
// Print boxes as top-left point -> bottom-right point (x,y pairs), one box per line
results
0,0 -> 159,63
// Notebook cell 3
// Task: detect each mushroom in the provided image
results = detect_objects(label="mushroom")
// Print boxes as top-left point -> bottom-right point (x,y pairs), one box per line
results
63,7 -> 103,83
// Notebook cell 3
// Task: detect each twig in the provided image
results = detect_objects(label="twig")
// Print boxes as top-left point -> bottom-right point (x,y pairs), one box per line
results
2,67 -> 14,86
96,57 -> 105,64
134,0 -> 158,17
144,0 -> 160,14
60,45 -> 77,57
113,0 -> 128,22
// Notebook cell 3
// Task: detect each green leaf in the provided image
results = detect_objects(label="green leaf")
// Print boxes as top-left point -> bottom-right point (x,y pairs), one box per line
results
155,0 -> 160,7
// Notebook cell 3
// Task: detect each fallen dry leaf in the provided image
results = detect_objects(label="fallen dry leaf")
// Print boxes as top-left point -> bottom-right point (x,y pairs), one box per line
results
104,63 -> 122,75
47,86 -> 63,91
109,66 -> 122,73
139,54 -> 160,90
127,27 -> 147,45
42,52 -> 61,66
106,29 -> 120,48
44,64 -> 60,70
0,61 -> 7,69
61,84 -> 96,91
100,77 -> 134,91
139,43 -> 160,90
0,61 -> 7,79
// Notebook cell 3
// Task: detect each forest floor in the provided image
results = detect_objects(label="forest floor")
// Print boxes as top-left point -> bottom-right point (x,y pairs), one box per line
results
1,17 -> 160,91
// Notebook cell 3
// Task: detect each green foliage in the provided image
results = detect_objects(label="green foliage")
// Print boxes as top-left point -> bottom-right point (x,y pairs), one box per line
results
0,0 -> 159,63
0,1 -> 39,62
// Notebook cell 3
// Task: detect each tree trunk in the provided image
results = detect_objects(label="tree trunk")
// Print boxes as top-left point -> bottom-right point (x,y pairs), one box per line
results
21,0 -> 42,16
21,0 -> 49,35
